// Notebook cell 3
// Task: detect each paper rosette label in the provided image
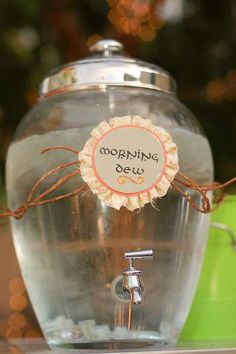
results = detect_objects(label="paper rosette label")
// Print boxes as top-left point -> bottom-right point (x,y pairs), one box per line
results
79,115 -> 179,211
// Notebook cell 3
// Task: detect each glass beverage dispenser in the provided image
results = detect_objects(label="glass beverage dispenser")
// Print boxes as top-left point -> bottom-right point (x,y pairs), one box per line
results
6,40 -> 213,350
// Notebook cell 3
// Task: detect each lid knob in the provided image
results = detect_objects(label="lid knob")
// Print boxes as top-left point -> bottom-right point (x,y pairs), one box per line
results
89,39 -> 124,56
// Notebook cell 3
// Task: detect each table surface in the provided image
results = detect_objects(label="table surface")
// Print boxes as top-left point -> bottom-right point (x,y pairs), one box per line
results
1,339 -> 236,354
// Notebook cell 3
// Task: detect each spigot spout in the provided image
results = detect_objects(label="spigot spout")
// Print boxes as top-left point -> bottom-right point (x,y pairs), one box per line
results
130,288 -> 142,304
122,249 -> 153,305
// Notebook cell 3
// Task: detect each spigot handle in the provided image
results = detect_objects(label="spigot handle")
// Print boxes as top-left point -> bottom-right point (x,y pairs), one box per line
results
125,249 -> 153,260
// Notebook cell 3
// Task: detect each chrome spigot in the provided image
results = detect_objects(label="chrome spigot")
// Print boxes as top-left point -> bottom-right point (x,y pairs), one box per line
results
122,250 -> 153,305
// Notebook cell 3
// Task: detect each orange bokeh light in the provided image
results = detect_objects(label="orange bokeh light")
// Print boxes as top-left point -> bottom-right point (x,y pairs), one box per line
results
9,294 -> 27,312
8,312 -> 26,329
5,327 -> 23,339
227,69 -> 236,86
87,34 -> 104,48
148,13 -> 165,29
116,17 -> 141,35
9,278 -> 26,295
107,0 -> 164,40
206,80 -> 225,103
139,24 -> 156,41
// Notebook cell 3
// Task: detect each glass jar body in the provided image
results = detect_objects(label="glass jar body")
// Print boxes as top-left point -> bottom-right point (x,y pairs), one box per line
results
7,87 -> 213,350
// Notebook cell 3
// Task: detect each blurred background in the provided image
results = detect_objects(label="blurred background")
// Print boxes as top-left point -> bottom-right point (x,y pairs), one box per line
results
0,0 -> 236,347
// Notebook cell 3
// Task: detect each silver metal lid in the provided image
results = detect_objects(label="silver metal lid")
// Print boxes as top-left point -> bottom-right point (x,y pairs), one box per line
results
39,39 -> 176,98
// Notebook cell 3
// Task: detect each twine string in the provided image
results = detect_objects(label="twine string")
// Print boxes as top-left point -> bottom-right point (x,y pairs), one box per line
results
174,171 -> 227,212
41,146 -> 79,155
0,147 -> 82,219
0,146 -> 235,219
33,164 -> 80,202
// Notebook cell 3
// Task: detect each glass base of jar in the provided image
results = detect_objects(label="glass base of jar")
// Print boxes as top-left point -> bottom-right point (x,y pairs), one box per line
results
44,318 -> 177,350
49,339 -> 172,351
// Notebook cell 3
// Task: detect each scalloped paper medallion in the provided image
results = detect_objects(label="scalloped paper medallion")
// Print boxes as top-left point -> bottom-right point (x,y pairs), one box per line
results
79,116 -> 179,211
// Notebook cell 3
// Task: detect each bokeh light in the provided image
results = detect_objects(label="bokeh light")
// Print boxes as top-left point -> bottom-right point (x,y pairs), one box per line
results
8,312 -> 26,330
107,0 -> 165,41
139,24 -> 156,41
87,34 -> 104,48
9,294 -> 27,312
227,70 -> 236,86
5,327 -> 23,339
206,80 -> 226,104
9,278 -> 26,295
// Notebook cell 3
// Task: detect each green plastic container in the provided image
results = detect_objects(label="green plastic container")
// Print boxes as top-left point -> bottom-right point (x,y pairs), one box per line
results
179,195 -> 236,343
